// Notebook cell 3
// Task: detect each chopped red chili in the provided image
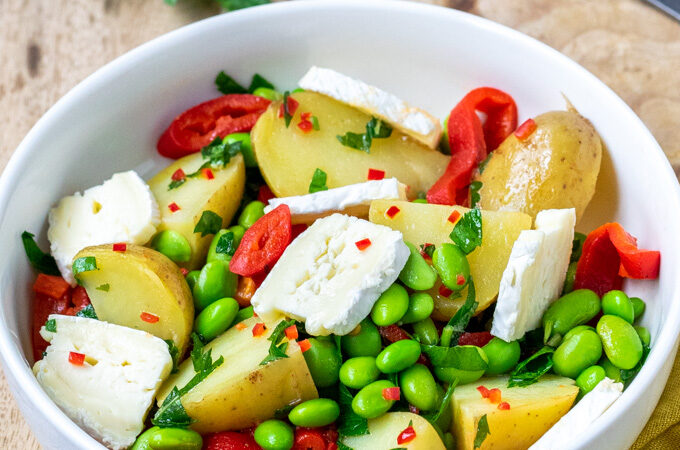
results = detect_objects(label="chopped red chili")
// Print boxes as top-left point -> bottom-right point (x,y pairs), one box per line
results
202,168 -> 215,180
140,312 -> 159,324
382,387 -> 401,401
386,206 -> 400,219
252,322 -> 266,337
168,202 -> 180,213
180,268 -> 189,276
355,238 -> 372,251
284,325 -> 298,340
397,425 -> 416,444
68,352 -> 85,366
298,339 -> 311,352
498,401 -> 511,410
112,243 -> 127,252
171,168 -> 186,181
297,120 -> 313,133
514,118 -> 537,140
278,96 -> 300,118
459,331 -> 494,347
203,431 -> 260,450
448,210 -> 461,224
488,388 -> 502,404
439,285 -> 453,297
367,168 -> 386,180
235,322 -> 247,331
477,385 -> 490,398
456,274 -> 466,285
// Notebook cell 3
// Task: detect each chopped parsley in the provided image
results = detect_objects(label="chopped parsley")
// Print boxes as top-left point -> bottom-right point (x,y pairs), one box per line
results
478,153 -> 493,174
96,283 -> 110,292
76,305 -> 98,320
450,208 -> 483,254
215,231 -> 237,257
338,384 -> 369,438
423,379 -> 457,427
45,319 -> 57,333
446,279 -> 478,343
571,232 -> 587,263
194,210 -> 223,237
21,231 -> 60,276
308,168 -> 329,193
282,91 -> 294,128
336,117 -> 392,153
72,256 -> 97,276
474,414 -> 490,449
215,71 -> 248,94
420,243 -> 436,259
260,319 -> 295,365
165,339 -> 180,374
168,138 -> 242,190
508,346 -> 555,388
311,115 -> 320,131
469,181 -> 483,209
248,73 -> 275,92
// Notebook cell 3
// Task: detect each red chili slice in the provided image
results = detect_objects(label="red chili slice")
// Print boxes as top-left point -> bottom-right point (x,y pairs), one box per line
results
157,94 -> 270,159
292,428 -> 326,450
69,352 -> 85,366
285,325 -> 299,340
112,243 -> 127,252
397,425 -> 417,444
298,339 -> 311,352
458,331 -> 494,347
355,238 -> 371,251
252,322 -> 266,337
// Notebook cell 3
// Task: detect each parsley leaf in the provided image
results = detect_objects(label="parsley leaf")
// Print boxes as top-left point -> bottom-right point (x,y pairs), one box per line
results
194,211 -> 223,237
508,346 -> 554,388
215,71 -> 247,94
248,73 -> 275,92
72,257 -> 97,276
478,153 -> 493,174
21,231 -> 60,276
45,319 -> 57,333
421,344 -> 487,371
571,232 -> 587,263
216,0 -> 270,11
260,319 -> 295,365
337,117 -> 392,153
338,384 -> 369,437
469,181 -> 483,209
96,283 -> 110,292
620,343 -> 650,386
215,231 -> 237,256
450,208 -> 482,254
309,168 -> 329,193
168,138 -> 241,191
311,116 -> 320,131
168,179 -> 185,190
165,339 -> 180,374
420,243 -> 435,258
474,414 -> 490,449
446,279 -> 477,343
423,379 -> 457,426
282,91 -> 294,128
76,305 -> 98,320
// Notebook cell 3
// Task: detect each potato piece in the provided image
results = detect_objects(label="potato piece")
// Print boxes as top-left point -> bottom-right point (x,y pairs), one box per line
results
148,152 -> 245,269
156,318 -> 318,433
73,244 -> 193,353
475,110 -> 602,222
252,92 -> 450,198
369,200 -> 531,319
343,412 -> 446,450
452,375 -> 578,450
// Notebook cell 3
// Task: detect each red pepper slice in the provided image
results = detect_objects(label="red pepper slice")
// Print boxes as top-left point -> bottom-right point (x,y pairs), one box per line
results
32,292 -> 71,360
203,431 -> 261,450
382,387 -> 401,401
257,185 -> 276,204
229,205 -> 292,277
293,428 -> 326,450
427,87 -> 517,205
71,286 -> 91,310
458,331 -> 494,347
157,94 -> 270,159
32,274 -> 70,299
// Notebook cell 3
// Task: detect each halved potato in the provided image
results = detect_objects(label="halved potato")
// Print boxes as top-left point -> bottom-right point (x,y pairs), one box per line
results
156,317 -> 318,433
252,92 -> 450,198
369,200 -> 531,319
343,412 -> 446,450
148,152 -> 245,269
73,244 -> 193,353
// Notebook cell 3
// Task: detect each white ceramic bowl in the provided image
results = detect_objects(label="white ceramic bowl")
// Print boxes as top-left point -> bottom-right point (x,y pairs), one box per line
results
1,1 -> 679,448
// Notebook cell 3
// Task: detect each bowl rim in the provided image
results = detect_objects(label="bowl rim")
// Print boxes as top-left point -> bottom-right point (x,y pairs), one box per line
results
1,1 -> 679,448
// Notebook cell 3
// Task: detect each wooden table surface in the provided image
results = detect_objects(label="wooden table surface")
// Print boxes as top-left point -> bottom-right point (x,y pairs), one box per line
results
1,0 -> 679,448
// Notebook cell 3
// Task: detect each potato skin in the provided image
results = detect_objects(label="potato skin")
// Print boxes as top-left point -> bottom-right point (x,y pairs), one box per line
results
476,111 -> 602,222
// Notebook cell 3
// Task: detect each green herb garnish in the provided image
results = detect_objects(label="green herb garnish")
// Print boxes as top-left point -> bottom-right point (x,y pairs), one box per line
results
96,283 -> 110,292
72,256 -> 97,276
469,181 -> 483,209
308,168 -> 329,194
215,71 -> 248,94
248,73 -> 275,92
338,384 -> 369,437
423,379 -> 457,426
282,91 -> 294,128
419,243 -> 435,259
165,339 -> 180,374
194,210 -> 223,237
215,231 -> 237,256
76,305 -> 98,320
311,116 -> 320,131
474,414 -> 490,449
260,319 -> 295,365
168,138 -> 241,190
336,117 -> 392,153
421,345 -> 487,371
478,153 -> 493,175
571,232 -> 587,263
21,231 -> 60,276
508,346 -> 555,388
450,208 -> 483,254
445,279 -> 477,344
620,344 -> 650,386
216,0 -> 270,12
45,319 -> 57,333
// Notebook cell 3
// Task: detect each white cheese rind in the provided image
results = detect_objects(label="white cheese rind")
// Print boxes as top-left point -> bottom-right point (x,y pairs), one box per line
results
251,214 -> 409,335
491,208 -> 575,341
529,378 -> 623,450
33,315 -> 172,450
298,66 -> 442,148
48,171 -> 160,284
264,178 -> 407,224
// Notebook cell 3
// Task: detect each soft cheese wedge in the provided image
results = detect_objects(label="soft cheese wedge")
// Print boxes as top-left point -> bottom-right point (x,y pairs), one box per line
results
48,171 -> 160,284
33,315 -> 172,450
251,214 -> 409,335
264,178 -> 407,224
491,209 -> 576,342
298,66 -> 442,148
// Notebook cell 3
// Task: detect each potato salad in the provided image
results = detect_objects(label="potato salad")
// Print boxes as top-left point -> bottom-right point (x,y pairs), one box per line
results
23,66 -> 661,450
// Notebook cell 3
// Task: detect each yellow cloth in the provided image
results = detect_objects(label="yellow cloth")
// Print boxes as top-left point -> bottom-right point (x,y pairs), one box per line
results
632,350 -> 680,449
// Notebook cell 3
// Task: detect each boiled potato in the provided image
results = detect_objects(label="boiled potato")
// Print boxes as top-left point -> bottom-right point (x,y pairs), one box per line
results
343,412 -> 446,450
73,244 -> 193,353
252,92 -> 450,197
452,375 -> 578,450
369,200 -> 531,319
475,110 -> 602,222
148,152 -> 245,270
156,317 -> 318,433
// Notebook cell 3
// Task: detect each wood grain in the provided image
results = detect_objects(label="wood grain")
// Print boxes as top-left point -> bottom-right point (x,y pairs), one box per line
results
1,0 -> 678,448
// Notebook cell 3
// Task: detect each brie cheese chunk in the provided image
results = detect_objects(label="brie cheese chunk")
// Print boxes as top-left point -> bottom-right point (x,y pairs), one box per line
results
251,214 -> 409,335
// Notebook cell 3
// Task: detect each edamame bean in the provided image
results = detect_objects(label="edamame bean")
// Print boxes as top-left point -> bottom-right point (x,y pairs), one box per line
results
131,426 -> 202,450
562,261 -> 578,294
207,229 -> 235,263
635,326 -> 651,346
376,340 -> 421,373
433,346 -> 488,385
432,243 -> 470,291
542,289 -> 601,340
351,380 -> 397,419
400,293 -> 434,324
400,364 -> 438,411
185,270 -> 200,291
192,261 -> 237,310
563,325 -> 596,341
238,201 -> 265,229
482,337 -> 521,375
412,317 -> 439,346
631,297 -> 646,321
254,420 -> 294,450
151,230 -> 191,263
576,365 -> 606,396
600,357 -> 622,382
553,328 -> 602,379
601,290 -> 635,324
597,315 -> 643,370
232,305 -> 254,325
339,357 -> 380,389
371,284 -> 409,326
194,297 -> 239,341
302,338 -> 341,388
288,398 -> 340,427
341,319 -> 382,357
252,87 -> 283,101
399,242 -> 437,291
224,132 -> 257,168
228,224 -> 245,247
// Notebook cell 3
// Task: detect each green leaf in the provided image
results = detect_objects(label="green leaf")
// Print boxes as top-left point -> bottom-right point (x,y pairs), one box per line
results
423,379 -> 457,426
194,211 -> 223,237
168,179 -> 186,190
282,91 -> 294,128
168,138 -> 241,190
478,153 -> 492,175
421,345 -> 487,371
571,232 -> 587,263
215,231 -> 237,256
215,71 -> 247,94
337,442 -> 354,450
419,243 -> 435,258
508,346 -> 554,388
165,339 -> 180,374
152,387 -> 194,428
248,73 -> 275,93
337,117 -> 392,153
309,168 -> 329,194
76,305 -> 98,320
311,116 -> 320,131
216,0 -> 270,11
260,319 -> 295,365
338,384 -> 369,437
450,208 -> 483,254
96,283 -> 110,292
620,344 -> 650,386
72,256 -> 97,276
445,279 -> 478,344
21,231 -> 60,276
473,414 -> 490,449
469,181 -> 483,209
45,319 -> 57,333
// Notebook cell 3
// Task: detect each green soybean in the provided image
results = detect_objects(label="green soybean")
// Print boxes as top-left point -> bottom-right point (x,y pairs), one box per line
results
151,230 -> 191,263
563,325 -> 596,341
600,357 -> 622,382
238,201 -> 265,229
254,420 -> 294,450
432,243 -> 470,291
131,426 -> 202,450
576,365 -> 606,396
371,284 -> 409,326
194,297 -> 239,341
376,340 -> 421,373
207,229 -> 234,263
351,380 -> 397,419
433,346 -> 488,385
400,364 -> 438,411
302,338 -> 341,388
224,132 -> 257,168
483,337 -> 521,375
232,305 -> 254,325
399,242 -> 437,291
412,317 -> 439,346
597,314 -> 643,370
542,289 -> 601,340
341,319 -> 382,357
631,297 -> 646,321
228,225 -> 245,247
553,328 -> 603,379
192,261 -> 238,310
562,261 -> 578,294
288,398 -> 340,427
339,357 -> 380,389
601,290 -> 635,323
185,270 -> 200,291
252,87 -> 283,101
635,326 -> 651,346
400,293 -> 434,324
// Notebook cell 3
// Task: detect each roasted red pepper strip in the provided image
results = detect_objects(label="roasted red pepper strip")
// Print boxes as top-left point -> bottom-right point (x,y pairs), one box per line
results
458,331 -> 494,347
203,431 -> 260,450
32,292 -> 71,360
292,428 -> 326,450
427,87 -> 517,205
607,223 -> 661,279
32,274 -> 70,299
157,94 -> 270,159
